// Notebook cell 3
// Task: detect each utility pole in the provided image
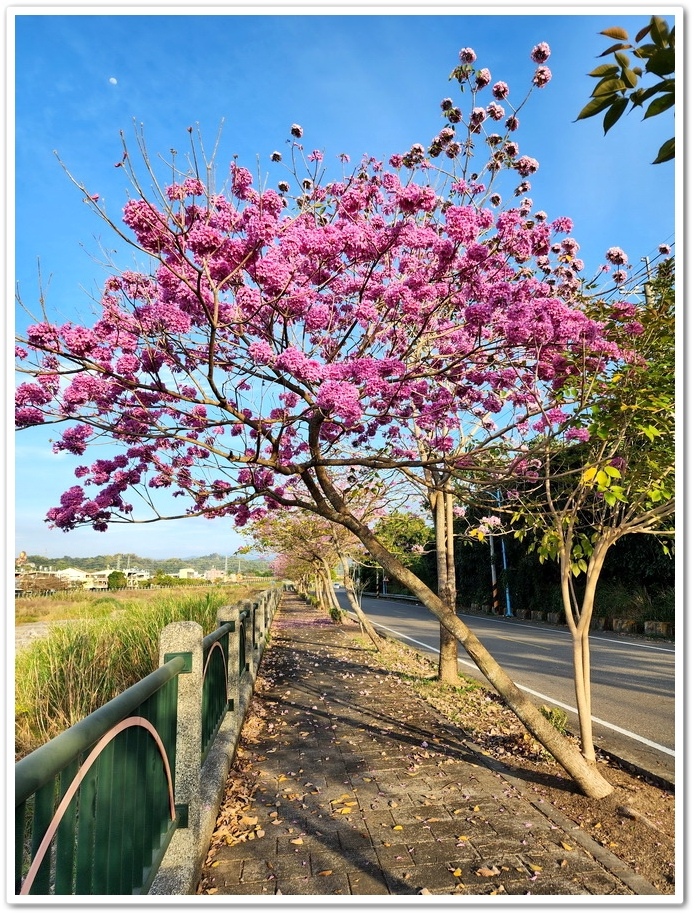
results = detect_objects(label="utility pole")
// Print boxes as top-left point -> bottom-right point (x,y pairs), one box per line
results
500,536 -> 514,617
489,535 -> 499,614
642,256 -> 655,307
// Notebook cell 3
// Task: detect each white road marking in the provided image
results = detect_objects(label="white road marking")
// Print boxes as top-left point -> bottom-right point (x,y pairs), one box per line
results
459,613 -> 676,654
354,615 -> 675,757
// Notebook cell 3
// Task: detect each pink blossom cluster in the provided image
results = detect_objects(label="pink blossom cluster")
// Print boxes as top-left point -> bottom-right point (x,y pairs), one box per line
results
15,39 -> 656,534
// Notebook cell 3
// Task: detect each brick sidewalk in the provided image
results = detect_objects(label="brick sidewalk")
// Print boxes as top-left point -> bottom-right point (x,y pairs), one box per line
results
198,594 -> 660,897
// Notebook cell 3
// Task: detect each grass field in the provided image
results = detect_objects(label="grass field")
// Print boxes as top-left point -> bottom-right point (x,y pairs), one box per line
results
15,584 -> 269,757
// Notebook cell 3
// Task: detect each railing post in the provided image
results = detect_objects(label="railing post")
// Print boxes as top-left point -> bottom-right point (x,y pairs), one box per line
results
216,605 -> 241,737
238,599 -> 254,675
251,600 -> 263,674
237,600 -> 254,720
159,621 -> 203,835
270,586 -> 281,620
260,591 -> 269,633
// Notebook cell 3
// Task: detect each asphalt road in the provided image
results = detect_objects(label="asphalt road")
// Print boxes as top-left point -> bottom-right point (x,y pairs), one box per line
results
336,589 -> 677,785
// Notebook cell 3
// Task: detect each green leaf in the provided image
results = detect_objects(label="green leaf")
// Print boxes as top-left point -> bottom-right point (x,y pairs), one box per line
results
649,16 -> 670,46
646,49 -> 675,77
591,78 -> 626,97
587,63 -> 620,78
629,87 -> 646,108
644,92 -> 674,119
576,94 -> 615,121
615,51 -> 631,68
621,66 -> 639,88
600,26 -> 630,41
653,137 -> 675,164
604,465 -> 622,479
608,485 -> 626,502
603,97 -> 630,133
638,424 -> 661,441
595,469 -> 610,489
636,79 -> 673,105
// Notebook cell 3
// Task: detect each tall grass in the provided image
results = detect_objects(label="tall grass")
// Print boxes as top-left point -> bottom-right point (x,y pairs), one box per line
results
15,586 -> 261,758
14,584 -> 238,625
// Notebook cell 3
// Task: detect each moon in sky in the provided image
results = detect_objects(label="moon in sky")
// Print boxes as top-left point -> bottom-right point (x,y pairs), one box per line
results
109,77 -> 118,85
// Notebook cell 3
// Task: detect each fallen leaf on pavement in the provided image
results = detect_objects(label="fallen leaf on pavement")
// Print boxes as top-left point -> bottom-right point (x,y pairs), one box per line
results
476,865 -> 500,877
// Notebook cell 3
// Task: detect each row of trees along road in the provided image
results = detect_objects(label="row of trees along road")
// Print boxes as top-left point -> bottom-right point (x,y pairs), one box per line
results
16,33 -> 675,798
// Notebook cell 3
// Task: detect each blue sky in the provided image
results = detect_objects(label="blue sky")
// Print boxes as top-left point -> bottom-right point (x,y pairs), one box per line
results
10,4 -> 680,561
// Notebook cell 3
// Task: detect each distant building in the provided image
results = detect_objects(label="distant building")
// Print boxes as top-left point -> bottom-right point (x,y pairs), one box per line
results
123,568 -> 150,587
84,570 -> 111,590
54,567 -> 89,586
204,568 -> 225,583
178,568 -> 199,579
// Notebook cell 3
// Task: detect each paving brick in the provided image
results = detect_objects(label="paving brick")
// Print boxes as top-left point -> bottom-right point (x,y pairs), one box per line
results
408,838 -> 467,864
208,836 -> 278,860
220,878 -> 277,894
279,873 -> 351,894
346,865 -> 390,894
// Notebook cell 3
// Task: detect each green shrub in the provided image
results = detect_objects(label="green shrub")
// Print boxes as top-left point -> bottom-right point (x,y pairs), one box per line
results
592,582 -> 676,622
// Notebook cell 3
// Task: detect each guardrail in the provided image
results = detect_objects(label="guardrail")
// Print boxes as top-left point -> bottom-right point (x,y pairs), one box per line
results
15,587 -> 282,897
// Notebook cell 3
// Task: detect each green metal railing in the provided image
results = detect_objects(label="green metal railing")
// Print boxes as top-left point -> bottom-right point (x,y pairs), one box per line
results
15,657 -> 184,895
201,622 -> 232,761
239,608 -> 249,675
15,587 -> 282,897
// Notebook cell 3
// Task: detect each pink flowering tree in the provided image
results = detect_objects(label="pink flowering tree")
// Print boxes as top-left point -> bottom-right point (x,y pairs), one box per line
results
484,253 -> 675,763
16,41 -> 644,797
248,503 -> 383,648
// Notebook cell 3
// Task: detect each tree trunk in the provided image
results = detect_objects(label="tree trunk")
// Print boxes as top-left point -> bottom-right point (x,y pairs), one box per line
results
320,559 -> 344,621
434,490 -> 459,684
340,557 -> 383,650
343,513 -> 614,799
313,570 -> 330,616
439,624 -> 459,683
560,537 -> 614,764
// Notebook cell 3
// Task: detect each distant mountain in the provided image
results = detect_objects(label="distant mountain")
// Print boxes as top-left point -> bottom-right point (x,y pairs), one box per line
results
20,552 -> 273,576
